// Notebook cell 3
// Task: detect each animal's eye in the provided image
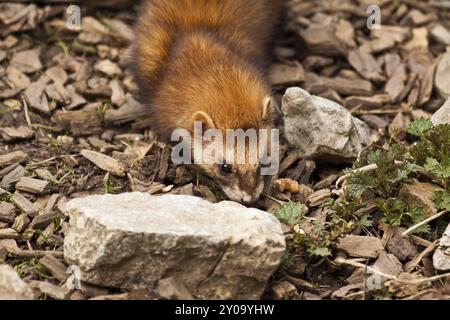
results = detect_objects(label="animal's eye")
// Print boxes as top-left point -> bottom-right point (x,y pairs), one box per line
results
220,164 -> 233,174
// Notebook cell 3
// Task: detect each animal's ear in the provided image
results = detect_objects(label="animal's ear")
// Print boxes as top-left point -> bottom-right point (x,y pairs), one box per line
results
192,111 -> 216,133
262,95 -> 273,122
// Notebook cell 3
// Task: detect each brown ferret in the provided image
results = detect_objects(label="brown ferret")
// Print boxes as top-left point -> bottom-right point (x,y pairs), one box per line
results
131,0 -> 285,204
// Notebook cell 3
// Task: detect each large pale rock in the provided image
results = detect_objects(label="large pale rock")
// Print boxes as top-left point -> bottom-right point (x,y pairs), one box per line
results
435,48 -> 450,98
431,97 -> 450,125
0,264 -> 34,300
63,193 -> 285,300
433,223 -> 450,271
281,87 -> 371,162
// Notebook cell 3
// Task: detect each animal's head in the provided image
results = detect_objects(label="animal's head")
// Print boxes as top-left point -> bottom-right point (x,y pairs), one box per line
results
188,96 -> 277,204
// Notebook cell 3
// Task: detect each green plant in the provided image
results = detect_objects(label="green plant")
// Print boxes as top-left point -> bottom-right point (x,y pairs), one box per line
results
376,198 -> 429,234
409,120 -> 450,189
275,119 -> 449,262
273,202 -> 305,227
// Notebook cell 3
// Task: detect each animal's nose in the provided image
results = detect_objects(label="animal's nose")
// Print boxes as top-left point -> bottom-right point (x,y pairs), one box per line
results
241,196 -> 258,205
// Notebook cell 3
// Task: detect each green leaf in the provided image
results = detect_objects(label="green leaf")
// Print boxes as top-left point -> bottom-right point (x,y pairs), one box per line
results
424,157 -> 450,178
273,202 -> 305,227
407,119 -> 433,137
356,213 -> 373,228
307,246 -> 331,257
434,191 -> 450,211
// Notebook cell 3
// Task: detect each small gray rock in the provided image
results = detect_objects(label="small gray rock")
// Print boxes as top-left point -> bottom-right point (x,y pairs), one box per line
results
281,87 -> 371,162
63,193 -> 285,300
0,264 -> 34,300
433,223 -> 450,271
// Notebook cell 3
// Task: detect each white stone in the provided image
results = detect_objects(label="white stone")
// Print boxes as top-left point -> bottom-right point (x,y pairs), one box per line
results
431,97 -> 450,125
433,223 -> 450,271
0,264 -> 34,300
63,193 -> 285,300
435,48 -> 450,99
431,25 -> 450,46
281,87 -> 371,162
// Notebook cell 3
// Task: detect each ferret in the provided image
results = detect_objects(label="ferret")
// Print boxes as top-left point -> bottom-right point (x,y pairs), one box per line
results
131,0 -> 285,204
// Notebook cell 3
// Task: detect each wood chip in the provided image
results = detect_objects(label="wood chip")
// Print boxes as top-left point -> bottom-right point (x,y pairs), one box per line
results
12,213 -> 29,233
347,48 -> 385,82
403,27 -> 429,50
39,255 -> 68,282
0,228 -> 19,239
0,201 -> 16,223
344,94 -> 391,110
1,165 -> 25,189
29,212 -> 59,230
381,225 -> 418,261
0,126 -> 34,142
102,18 -> 134,44
29,281 -> 67,300
306,73 -> 373,96
299,24 -> 347,57
307,189 -> 332,207
35,169 -> 58,184
371,26 -> 411,44
109,79 -> 126,107
269,62 -> 305,86
52,103 -> 103,136
11,191 -> 38,216
45,65 -> 68,85
336,235 -> 384,258
94,59 -> 121,77
6,66 -> 30,90
44,194 -> 59,213
65,85 -> 87,109
80,149 -> 127,176
303,56 -> 334,70
15,177 -> 49,194
385,63 -> 406,102
360,37 -> 396,54
384,53 -> 402,78
45,82 -> 71,105
0,151 -> 28,167
104,94 -> 147,125
373,252 -> 403,283
0,163 -> 18,179
9,48 -> 42,74
24,76 -> 50,114
398,181 -> 442,218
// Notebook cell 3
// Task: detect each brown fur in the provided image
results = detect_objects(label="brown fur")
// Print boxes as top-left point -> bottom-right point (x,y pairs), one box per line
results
131,0 -> 285,203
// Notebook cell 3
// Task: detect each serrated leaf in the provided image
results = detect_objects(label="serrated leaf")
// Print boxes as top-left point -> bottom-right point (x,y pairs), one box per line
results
273,202 -> 305,227
308,246 -> 331,257
407,119 -> 433,137
424,157 -> 450,178
433,191 -> 450,211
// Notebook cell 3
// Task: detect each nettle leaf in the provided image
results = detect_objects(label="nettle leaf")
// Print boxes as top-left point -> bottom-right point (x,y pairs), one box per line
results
434,191 -> 450,211
407,119 -> 433,137
307,246 -> 331,257
408,206 -> 425,224
273,202 -> 305,227
424,158 -> 450,178
356,213 -> 373,228
367,149 -> 383,165
389,163 -> 416,184
345,169 -> 376,197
